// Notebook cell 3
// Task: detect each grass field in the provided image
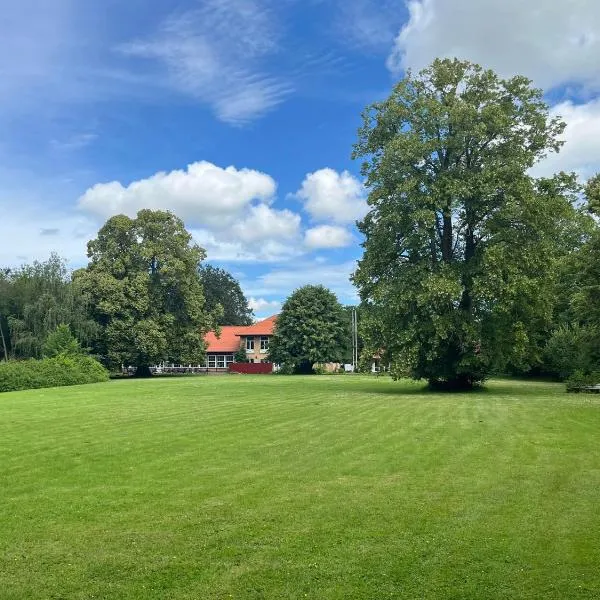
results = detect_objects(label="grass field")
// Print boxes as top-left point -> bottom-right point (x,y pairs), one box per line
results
1,375 -> 599,599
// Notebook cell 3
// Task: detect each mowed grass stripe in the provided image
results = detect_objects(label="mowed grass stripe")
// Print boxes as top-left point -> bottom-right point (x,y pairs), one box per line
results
1,376 -> 599,599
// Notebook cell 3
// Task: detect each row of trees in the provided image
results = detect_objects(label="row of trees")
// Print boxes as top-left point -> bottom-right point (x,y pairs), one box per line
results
3,58 -> 597,387
353,58 -> 599,389
0,255 -> 98,361
0,211 -> 256,374
1,211 -> 356,377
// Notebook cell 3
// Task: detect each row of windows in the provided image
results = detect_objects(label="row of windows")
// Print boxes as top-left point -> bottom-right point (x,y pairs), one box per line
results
205,354 -> 271,368
206,354 -> 234,369
246,336 -> 269,352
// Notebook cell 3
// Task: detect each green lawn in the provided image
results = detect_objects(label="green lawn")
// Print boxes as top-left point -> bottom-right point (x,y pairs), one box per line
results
1,376 -> 599,599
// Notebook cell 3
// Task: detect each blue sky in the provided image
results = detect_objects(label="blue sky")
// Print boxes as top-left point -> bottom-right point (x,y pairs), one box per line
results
2,0 -> 600,318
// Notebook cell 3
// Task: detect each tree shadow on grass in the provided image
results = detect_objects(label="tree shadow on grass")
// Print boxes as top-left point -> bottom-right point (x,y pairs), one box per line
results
349,378 -> 561,399
347,381 -> 474,398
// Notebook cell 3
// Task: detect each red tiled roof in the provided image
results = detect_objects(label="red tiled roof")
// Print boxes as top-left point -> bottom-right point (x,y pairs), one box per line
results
237,314 -> 278,336
204,326 -> 242,353
205,315 -> 278,353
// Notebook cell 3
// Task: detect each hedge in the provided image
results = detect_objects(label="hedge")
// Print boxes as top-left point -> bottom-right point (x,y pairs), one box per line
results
565,370 -> 600,393
0,355 -> 109,393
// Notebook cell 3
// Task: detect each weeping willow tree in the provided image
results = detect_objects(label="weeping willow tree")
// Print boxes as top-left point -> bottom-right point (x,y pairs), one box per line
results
0,269 -> 9,361
0,254 -> 98,359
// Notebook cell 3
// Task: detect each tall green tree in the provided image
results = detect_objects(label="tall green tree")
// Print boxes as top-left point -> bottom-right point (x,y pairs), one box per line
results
268,285 -> 348,374
198,264 -> 253,325
0,269 -> 10,360
352,58 -> 577,389
585,173 -> 600,216
43,324 -> 82,358
0,255 -> 97,360
543,175 -> 600,380
572,176 -> 600,329
75,210 -> 216,375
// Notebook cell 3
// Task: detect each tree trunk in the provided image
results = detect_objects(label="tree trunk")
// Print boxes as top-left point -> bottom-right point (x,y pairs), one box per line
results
295,359 -> 314,375
0,316 -> 8,361
134,365 -> 153,378
428,374 -> 476,391
442,212 -> 453,262
460,224 -> 475,313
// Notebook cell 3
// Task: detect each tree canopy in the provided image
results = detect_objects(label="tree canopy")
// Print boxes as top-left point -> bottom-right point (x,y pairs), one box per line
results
352,58 -> 579,389
43,324 -> 82,358
198,264 -> 253,326
75,210 -> 216,375
542,177 -> 600,380
268,285 -> 348,373
0,254 -> 97,361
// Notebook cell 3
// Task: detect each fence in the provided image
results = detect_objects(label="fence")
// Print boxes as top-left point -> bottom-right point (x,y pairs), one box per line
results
229,362 -> 273,374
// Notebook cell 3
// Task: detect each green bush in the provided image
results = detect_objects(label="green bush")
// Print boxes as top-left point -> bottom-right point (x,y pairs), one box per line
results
43,324 -> 82,358
233,345 -> 248,363
543,324 -> 600,380
565,370 -> 600,393
0,355 -> 109,393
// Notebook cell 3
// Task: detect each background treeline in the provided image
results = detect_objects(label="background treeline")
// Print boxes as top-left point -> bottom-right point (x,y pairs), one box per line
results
1,177 -> 598,390
1,225 -> 597,382
0,254 -> 98,361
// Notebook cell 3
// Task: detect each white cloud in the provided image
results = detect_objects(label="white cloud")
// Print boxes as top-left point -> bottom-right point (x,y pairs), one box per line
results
334,0 -> 405,52
245,260 -> 359,304
193,231 -> 303,263
120,0 -> 291,124
231,204 -> 301,244
77,160 -> 310,263
295,168 -> 367,224
78,161 -> 276,228
389,0 -> 600,91
305,225 -> 353,249
248,297 -> 281,315
531,98 -> 600,181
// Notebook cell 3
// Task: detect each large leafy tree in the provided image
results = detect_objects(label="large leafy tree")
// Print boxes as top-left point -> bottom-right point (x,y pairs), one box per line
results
198,264 -> 253,325
268,285 -> 348,373
353,58 -> 578,389
0,269 -> 11,360
0,254 -> 97,360
573,176 -> 600,329
76,210 -> 215,375
544,176 -> 600,379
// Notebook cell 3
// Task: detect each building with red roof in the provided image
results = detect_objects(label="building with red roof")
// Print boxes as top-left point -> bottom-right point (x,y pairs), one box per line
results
204,315 -> 278,370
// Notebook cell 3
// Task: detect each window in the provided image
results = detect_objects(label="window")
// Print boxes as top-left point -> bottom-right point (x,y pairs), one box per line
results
207,354 -> 235,368
246,337 -> 254,352
260,336 -> 269,352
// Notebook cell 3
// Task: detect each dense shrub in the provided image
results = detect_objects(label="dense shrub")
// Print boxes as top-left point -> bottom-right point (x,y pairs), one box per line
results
543,324 -> 600,380
565,370 -> 600,393
234,346 -> 248,363
0,355 -> 109,393
43,324 -> 82,358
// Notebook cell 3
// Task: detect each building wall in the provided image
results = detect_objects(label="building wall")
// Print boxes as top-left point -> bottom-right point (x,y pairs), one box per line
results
241,335 -> 271,363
